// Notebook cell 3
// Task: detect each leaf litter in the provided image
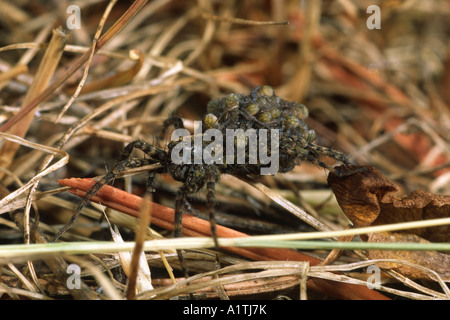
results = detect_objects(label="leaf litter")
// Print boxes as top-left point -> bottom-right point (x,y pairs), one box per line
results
0,0 -> 449,300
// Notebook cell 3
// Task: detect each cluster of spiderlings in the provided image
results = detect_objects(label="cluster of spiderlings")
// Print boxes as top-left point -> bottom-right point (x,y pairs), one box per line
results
203,86 -> 316,143
199,86 -> 327,174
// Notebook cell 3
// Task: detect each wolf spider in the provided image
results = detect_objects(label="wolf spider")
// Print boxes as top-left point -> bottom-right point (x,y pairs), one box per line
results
54,86 -> 354,275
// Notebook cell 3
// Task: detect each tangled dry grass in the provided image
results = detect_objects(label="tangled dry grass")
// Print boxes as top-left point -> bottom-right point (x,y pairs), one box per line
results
0,0 -> 449,300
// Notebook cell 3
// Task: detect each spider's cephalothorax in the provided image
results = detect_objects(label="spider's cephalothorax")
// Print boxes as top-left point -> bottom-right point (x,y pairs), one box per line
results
55,86 -> 352,263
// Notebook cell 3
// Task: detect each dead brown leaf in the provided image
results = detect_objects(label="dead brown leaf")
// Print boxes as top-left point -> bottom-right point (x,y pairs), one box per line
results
367,232 -> 450,281
379,190 -> 450,242
327,166 -> 399,228
327,165 -> 450,280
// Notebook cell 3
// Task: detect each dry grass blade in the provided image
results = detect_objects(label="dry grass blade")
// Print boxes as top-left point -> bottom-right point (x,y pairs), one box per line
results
126,194 -> 153,299
55,0 -> 119,122
201,11 -> 288,26
245,177 -> 334,233
139,261 -> 307,300
0,27 -> 69,178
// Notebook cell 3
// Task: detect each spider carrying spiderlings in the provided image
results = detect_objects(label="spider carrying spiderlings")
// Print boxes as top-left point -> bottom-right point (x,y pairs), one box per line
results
54,86 -> 354,260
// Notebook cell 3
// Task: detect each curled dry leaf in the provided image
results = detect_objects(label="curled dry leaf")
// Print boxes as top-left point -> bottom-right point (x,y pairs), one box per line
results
327,166 -> 399,227
328,165 -> 450,280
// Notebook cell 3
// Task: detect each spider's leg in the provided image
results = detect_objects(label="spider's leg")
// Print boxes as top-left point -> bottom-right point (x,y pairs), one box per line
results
205,169 -> 219,249
321,146 -> 352,166
333,165 -> 368,177
54,158 -> 155,241
303,142 -> 354,173
174,190 -> 186,239
183,199 -> 200,217
174,189 -> 191,282
165,114 -> 185,129
145,171 -> 157,194
160,114 -> 185,141
204,168 -> 230,299
122,139 -> 168,164
121,140 -> 171,196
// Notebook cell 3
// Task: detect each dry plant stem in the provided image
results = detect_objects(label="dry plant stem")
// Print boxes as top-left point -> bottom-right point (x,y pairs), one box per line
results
320,231 -> 355,266
55,0 -> 118,122
7,263 -> 37,293
58,178 -> 390,300
0,20 -> 52,91
17,21 -> 55,66
200,11 -> 289,26
246,178 -> 334,234
0,64 -> 28,89
145,264 -> 304,300
0,27 -> 69,178
61,80 -> 193,151
0,0 -> 149,134
0,133 -> 68,210
126,194 -> 152,300
0,133 -> 68,266
1,134 -> 63,188
66,51 -> 143,95
137,7 -> 197,81
150,274 -> 301,298
385,268 -> 449,299
0,285 -> 51,300
288,0 -> 321,102
299,262 -> 309,300
183,1 -> 214,66
0,2 -> 29,24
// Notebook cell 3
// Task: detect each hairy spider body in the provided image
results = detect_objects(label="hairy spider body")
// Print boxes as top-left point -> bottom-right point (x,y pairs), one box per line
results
55,86 -> 352,269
